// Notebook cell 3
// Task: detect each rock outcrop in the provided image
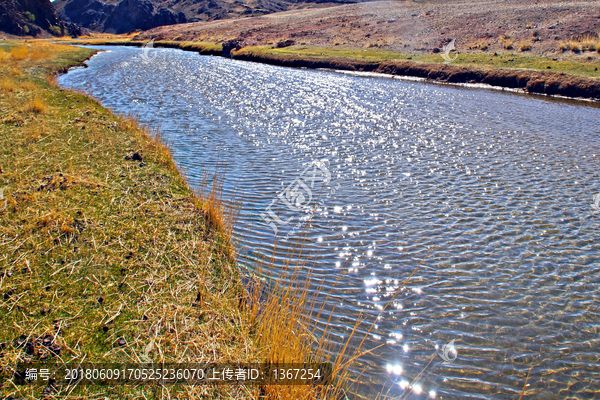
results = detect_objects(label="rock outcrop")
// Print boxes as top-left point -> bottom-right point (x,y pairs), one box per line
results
55,0 -> 186,33
0,0 -> 84,36
53,0 -> 356,34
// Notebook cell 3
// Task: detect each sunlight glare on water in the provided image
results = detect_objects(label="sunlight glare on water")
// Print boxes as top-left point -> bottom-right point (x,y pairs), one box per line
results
59,46 -> 600,399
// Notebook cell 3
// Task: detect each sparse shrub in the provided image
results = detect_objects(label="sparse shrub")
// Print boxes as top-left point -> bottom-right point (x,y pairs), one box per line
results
49,25 -> 62,36
467,40 -> 489,51
518,40 -> 532,51
11,46 -> 28,60
22,25 -> 29,35
580,34 -> 598,51
24,11 -> 35,22
500,35 -> 513,49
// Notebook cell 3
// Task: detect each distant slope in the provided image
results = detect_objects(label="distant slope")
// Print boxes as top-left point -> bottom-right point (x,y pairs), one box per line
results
135,0 -> 600,56
53,0 -> 356,33
0,0 -> 84,36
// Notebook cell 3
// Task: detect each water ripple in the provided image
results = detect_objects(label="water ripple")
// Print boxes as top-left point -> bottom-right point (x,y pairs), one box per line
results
60,46 -> 600,399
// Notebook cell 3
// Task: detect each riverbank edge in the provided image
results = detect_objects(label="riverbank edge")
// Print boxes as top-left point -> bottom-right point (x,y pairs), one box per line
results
0,41 -> 267,398
75,39 -> 600,102
44,46 -> 255,348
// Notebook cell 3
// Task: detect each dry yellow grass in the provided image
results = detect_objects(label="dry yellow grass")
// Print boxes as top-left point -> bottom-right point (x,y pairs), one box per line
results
579,33 -> 599,51
27,95 -> 48,113
467,39 -> 489,51
31,49 -> 51,60
518,40 -> 533,51
0,48 -> 10,62
558,41 -> 570,51
10,46 -> 28,60
569,40 -> 582,52
500,35 -> 514,50
0,77 -> 16,92
558,34 -> 600,53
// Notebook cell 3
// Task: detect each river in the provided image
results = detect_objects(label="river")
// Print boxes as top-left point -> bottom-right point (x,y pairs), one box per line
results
59,45 -> 600,399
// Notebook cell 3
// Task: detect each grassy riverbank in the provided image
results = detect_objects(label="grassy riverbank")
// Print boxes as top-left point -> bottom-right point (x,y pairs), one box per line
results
0,40 -> 293,399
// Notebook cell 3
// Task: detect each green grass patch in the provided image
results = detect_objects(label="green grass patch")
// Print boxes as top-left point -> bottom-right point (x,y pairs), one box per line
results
250,45 -> 600,78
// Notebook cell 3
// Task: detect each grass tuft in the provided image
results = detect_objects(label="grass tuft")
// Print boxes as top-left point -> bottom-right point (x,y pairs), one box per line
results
28,95 -> 48,113
467,39 -> 489,51
518,40 -> 532,51
579,33 -> 599,51
500,35 -> 513,50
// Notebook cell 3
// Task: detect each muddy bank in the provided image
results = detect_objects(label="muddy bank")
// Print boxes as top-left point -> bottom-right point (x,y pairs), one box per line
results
232,50 -> 600,101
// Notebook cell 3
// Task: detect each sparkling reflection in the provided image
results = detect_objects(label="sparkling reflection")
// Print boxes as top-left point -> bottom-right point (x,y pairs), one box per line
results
59,45 -> 600,399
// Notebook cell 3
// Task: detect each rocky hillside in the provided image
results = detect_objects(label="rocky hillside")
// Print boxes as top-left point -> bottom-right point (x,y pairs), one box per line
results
53,0 -> 355,34
0,0 -> 83,36
138,0 -> 600,56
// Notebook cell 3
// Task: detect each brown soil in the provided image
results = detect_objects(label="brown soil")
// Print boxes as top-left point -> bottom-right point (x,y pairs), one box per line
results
136,0 -> 600,58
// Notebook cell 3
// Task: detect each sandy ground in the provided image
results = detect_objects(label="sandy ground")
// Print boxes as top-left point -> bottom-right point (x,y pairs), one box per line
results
136,0 -> 600,59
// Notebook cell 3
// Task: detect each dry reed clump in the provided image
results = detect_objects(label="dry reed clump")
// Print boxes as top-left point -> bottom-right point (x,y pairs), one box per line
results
244,232 -> 433,399
500,35 -> 513,50
467,40 -> 489,51
558,41 -> 570,52
570,40 -> 582,53
579,33 -> 599,51
518,40 -> 532,51
559,33 -> 600,52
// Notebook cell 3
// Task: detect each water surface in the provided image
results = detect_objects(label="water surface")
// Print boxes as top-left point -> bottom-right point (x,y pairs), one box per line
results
59,46 -> 600,399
